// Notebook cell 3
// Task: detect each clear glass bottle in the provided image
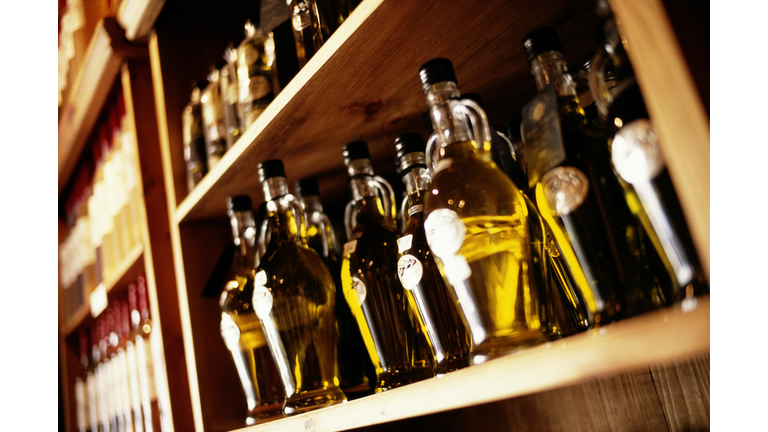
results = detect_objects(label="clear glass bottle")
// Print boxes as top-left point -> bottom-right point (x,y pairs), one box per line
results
419,58 -> 552,364
253,160 -> 346,415
130,278 -> 161,432
182,80 -> 209,192
221,43 -> 243,149
293,178 -> 372,396
521,27 -> 663,325
76,331 -> 90,432
394,133 -> 471,375
590,1 -> 708,303
201,62 -> 229,171
120,299 -> 145,432
289,0 -> 349,68
340,141 -> 435,391
219,195 -> 285,425
237,20 -> 275,131
88,325 -> 102,432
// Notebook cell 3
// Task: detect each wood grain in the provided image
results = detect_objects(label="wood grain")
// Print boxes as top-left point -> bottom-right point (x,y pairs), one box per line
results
607,0 -> 710,281
651,355 -> 710,431
597,370 -> 668,431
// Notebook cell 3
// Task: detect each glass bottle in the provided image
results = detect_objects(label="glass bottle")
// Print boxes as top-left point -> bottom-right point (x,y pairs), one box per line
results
294,178 -> 372,396
253,160 -> 346,415
221,43 -> 243,149
130,279 -> 160,432
201,62 -> 229,171
89,325 -> 102,432
521,27 -> 663,325
218,195 -> 285,425
590,1 -> 708,303
419,58 -> 551,364
289,0 -> 349,68
121,298 -> 145,432
112,302 -> 134,432
182,80 -> 209,192
96,317 -> 112,432
76,331 -> 90,432
394,133 -> 471,375
237,20 -> 275,131
340,141 -> 434,391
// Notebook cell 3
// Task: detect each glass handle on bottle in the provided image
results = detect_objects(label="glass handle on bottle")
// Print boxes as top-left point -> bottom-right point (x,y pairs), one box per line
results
344,201 -> 355,240
258,217 -> 270,259
495,130 -> 517,160
588,48 -> 612,120
287,197 -> 308,241
454,99 -> 492,152
318,213 -> 336,258
425,133 -> 439,177
373,176 -> 397,223
399,197 -> 409,232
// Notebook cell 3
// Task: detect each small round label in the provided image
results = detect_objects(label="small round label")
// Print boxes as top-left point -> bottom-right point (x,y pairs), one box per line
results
611,119 -> 664,184
220,313 -> 240,350
397,255 -> 423,290
541,166 -> 589,216
424,208 -> 465,259
252,270 -> 273,319
351,277 -> 367,303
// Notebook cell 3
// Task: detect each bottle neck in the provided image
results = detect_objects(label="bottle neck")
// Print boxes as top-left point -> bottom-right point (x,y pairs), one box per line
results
399,152 -> 429,206
299,195 -> 336,259
228,209 -> 257,251
299,195 -> 324,214
529,51 -> 579,98
262,176 -> 290,201
347,158 -> 390,226
263,177 -> 306,244
424,81 -> 471,149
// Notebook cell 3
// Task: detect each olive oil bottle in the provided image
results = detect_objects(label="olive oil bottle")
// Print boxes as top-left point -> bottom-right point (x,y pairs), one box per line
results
253,160 -> 346,415
219,195 -> 284,425
340,141 -> 435,391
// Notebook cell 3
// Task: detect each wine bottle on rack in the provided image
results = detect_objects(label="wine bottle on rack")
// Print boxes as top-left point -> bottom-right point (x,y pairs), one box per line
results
102,309 -> 119,432
340,141 -> 435,391
590,0 -> 708,302
88,325 -> 102,432
253,160 -> 347,415
219,195 -> 285,425
201,62 -> 229,171
293,178 -> 373,396
221,43 -> 244,149
237,19 -> 275,131
394,133 -> 471,375
130,279 -> 160,432
288,0 -> 349,69
111,302 -> 133,432
76,331 -> 90,432
418,58 -> 551,364
521,27 -> 664,324
121,299 -> 145,432
182,80 -> 209,192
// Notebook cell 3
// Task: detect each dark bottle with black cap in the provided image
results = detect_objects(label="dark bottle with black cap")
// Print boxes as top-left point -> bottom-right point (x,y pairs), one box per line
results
219,195 -> 284,426
418,58 -> 552,364
293,177 -> 373,397
590,1 -> 708,303
253,160 -> 346,415
182,79 -> 209,192
394,133 -> 470,375
521,27 -> 664,325
340,141 -> 434,392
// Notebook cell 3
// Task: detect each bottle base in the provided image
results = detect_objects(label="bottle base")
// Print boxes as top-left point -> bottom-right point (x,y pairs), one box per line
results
246,402 -> 285,425
469,330 -> 549,365
434,355 -> 470,376
374,365 -> 434,392
283,387 -> 347,416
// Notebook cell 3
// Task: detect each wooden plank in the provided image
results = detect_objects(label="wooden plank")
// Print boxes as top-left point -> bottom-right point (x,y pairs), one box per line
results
172,0 -> 603,223
596,370 -> 669,431
651,355 -> 710,431
117,0 -> 167,41
607,0 -> 710,281
123,58 -> 196,432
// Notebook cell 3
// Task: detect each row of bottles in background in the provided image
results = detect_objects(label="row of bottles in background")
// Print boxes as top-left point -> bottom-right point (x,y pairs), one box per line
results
60,89 -> 144,322
73,277 -> 165,432
183,1 -> 360,192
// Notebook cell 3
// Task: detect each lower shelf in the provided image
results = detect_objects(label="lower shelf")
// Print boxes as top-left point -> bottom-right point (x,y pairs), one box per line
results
232,296 -> 709,432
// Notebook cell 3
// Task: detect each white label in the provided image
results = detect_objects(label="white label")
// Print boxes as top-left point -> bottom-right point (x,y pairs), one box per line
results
90,283 -> 108,317
409,204 -> 424,216
397,234 -> 413,253
611,119 -> 664,184
125,342 -> 144,432
442,256 -> 473,291
343,239 -> 358,256
541,166 -> 589,216
75,377 -> 86,430
434,158 -> 453,174
135,335 -> 156,432
351,277 -> 367,303
397,254 -> 423,290
424,209 -> 466,258
220,313 -> 241,350
252,270 -> 274,319
87,372 -> 98,432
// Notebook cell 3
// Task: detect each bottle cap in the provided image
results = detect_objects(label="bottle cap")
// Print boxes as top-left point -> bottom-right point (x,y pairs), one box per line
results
226,195 -> 253,212
258,159 -> 286,182
193,79 -> 209,91
343,141 -> 370,164
214,60 -> 227,71
419,58 -> 457,92
522,27 -> 563,63
395,133 -> 426,160
294,177 -> 320,198
461,93 -> 484,108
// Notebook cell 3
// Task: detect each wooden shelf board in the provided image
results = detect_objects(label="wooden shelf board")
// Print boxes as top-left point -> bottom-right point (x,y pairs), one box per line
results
230,297 -> 709,432
61,243 -> 144,338
118,0 -> 166,41
173,0 -> 602,224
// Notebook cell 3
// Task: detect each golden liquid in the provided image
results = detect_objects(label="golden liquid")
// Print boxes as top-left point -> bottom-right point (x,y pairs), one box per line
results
425,140 -> 549,363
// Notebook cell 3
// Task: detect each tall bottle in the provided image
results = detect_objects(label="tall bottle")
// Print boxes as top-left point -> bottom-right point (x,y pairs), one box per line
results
293,178 -> 372,396
182,80 -> 209,192
340,141 -> 434,391
289,0 -> 349,68
521,27 -> 663,325
253,160 -> 346,415
76,331 -> 91,432
394,133 -> 471,375
111,302 -> 133,432
130,279 -> 159,432
419,58 -> 552,364
201,62 -> 229,171
219,195 -> 284,425
89,325 -> 103,432
590,1 -> 708,302
221,43 -> 244,149
237,20 -> 275,131
121,298 -> 145,432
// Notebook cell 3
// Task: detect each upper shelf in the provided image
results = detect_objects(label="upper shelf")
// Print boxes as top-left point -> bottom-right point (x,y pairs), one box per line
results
118,0 -> 167,41
170,0 -> 602,223
231,297 -> 709,432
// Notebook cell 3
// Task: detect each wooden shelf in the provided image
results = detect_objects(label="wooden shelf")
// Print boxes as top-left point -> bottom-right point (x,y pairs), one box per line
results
230,298 -> 709,432
118,0 -> 167,41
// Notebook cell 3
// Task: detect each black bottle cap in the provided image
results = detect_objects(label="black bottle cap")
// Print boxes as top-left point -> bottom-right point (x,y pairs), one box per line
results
419,58 -> 457,92
226,195 -> 252,212
343,141 -> 370,164
522,27 -> 563,63
213,60 -> 227,71
258,159 -> 286,182
422,110 -> 433,133
294,177 -> 320,198
461,93 -> 484,108
395,133 -> 426,161
194,78 -> 209,90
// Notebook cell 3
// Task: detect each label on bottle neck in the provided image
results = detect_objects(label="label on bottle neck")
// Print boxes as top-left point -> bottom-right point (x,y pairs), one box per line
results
343,239 -> 358,256
409,204 -> 423,216
541,167 -> 589,216
522,84 -> 566,189
397,235 -> 413,253
397,255 -> 423,290
351,277 -> 367,303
